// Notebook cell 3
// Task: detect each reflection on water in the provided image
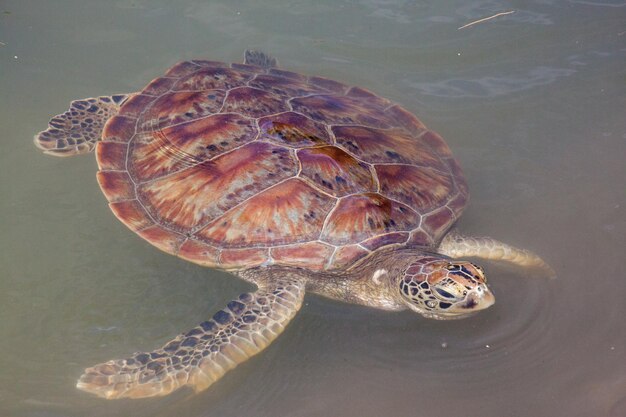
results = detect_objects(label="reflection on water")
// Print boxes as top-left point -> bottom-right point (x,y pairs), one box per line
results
1,0 -> 625,416
410,66 -> 577,97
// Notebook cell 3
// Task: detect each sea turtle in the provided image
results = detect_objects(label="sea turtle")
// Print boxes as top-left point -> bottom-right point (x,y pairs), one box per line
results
35,50 -> 551,399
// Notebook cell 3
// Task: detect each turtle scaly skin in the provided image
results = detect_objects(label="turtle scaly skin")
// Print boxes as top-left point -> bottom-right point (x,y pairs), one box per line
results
34,51 -> 551,399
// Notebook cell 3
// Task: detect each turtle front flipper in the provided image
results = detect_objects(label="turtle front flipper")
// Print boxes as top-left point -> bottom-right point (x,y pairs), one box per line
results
438,230 -> 555,277
77,277 -> 305,399
34,94 -> 131,157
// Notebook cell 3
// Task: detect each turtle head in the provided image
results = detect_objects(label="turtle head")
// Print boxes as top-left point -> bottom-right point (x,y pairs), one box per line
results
398,257 -> 494,320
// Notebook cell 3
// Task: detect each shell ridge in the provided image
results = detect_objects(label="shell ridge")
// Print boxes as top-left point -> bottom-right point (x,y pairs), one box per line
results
318,198 -> 342,243
188,176 -> 295,237
324,246 -> 340,270
128,132 -> 202,184
130,115 -> 259,186
174,237 -> 189,256
323,141 -> 378,168
132,122 -> 299,187
286,93 -> 328,109
414,129 -> 456,171
294,147 -> 303,176
293,173 -> 341,201
144,110 -> 252,133
324,123 -> 337,145
215,88 -> 230,115
229,85 -> 275,95
180,238 -> 336,252
139,87 -> 229,130
328,123 -> 398,132
360,231 -> 412,244
369,164 -> 381,192
123,114 -> 140,185
443,202 -> 459,221
357,243 -> 371,252
374,162 -> 450,177
151,128 -> 207,167
244,72 -> 260,87
190,177 -> 335,249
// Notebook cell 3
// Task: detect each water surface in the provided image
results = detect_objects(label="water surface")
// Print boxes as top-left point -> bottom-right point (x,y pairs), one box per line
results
1,1 -> 625,416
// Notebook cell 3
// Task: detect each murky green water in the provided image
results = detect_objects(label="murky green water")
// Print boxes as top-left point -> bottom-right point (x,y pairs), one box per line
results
1,0 -> 625,416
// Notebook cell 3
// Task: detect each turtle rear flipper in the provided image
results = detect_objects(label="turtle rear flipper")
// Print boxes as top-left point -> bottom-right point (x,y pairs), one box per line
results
34,94 -> 130,157
243,50 -> 278,68
77,276 -> 305,399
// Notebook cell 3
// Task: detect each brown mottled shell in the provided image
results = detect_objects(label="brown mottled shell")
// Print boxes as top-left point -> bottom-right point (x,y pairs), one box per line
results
96,60 -> 468,272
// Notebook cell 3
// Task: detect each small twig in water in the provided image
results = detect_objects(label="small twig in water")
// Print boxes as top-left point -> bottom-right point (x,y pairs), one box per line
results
458,10 -> 515,30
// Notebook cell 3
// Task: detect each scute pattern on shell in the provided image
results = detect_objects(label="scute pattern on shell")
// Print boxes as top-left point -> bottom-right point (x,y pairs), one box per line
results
96,59 -> 468,271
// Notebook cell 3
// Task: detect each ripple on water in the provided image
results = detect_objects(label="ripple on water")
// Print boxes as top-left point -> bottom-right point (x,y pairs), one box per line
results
342,272 -> 561,388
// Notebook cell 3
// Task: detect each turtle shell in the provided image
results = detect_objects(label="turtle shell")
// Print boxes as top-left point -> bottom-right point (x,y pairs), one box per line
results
96,59 -> 468,271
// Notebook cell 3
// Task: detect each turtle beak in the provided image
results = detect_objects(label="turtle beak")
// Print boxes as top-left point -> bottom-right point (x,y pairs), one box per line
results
463,285 -> 495,311
444,284 -> 495,315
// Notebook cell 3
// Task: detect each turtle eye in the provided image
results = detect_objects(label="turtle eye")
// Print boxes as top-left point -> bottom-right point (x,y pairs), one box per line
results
472,264 -> 486,282
435,288 -> 455,299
